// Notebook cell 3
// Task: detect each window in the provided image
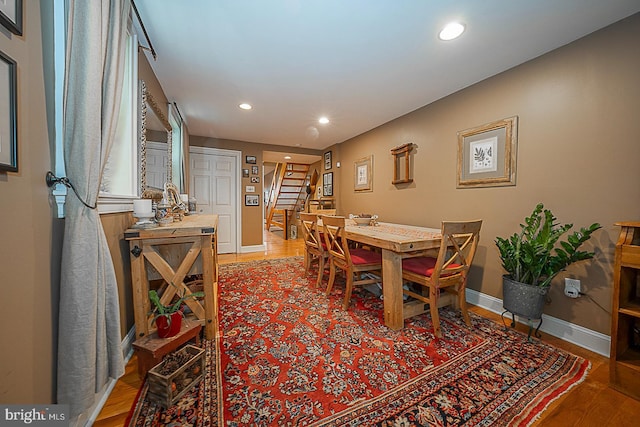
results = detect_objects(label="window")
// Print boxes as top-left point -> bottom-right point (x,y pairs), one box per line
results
50,2 -> 138,217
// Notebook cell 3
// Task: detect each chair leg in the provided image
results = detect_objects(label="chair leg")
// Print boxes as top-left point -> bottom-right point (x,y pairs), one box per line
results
316,256 -> 325,288
429,285 -> 442,338
458,284 -> 471,327
325,263 -> 336,296
342,270 -> 354,310
304,251 -> 312,274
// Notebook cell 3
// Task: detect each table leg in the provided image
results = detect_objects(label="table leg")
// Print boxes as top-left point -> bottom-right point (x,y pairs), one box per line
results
201,235 -> 216,340
382,249 -> 404,330
130,241 -> 151,338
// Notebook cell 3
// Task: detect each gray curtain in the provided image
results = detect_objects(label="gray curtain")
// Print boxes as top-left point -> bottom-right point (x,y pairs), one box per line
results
57,0 -> 130,418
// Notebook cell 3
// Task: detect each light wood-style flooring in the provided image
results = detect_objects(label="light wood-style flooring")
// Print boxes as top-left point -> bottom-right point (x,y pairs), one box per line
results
94,229 -> 640,426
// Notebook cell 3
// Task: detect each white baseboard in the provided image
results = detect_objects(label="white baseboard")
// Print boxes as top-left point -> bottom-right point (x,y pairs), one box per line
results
85,327 -> 136,426
466,289 -> 611,357
240,244 -> 266,253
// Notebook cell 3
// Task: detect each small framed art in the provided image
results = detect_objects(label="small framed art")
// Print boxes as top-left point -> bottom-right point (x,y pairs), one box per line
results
0,50 -> 17,172
324,151 -> 332,170
0,0 -> 22,36
245,194 -> 259,206
323,172 -> 333,196
354,155 -> 372,192
457,116 -> 518,188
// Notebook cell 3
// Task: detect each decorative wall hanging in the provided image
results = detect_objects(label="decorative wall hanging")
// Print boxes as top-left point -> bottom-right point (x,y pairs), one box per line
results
324,151 -> 332,170
0,0 -> 22,36
457,116 -> 518,188
0,50 -> 17,172
245,155 -> 257,164
323,172 -> 333,196
245,194 -> 259,206
354,155 -> 373,192
391,143 -> 414,184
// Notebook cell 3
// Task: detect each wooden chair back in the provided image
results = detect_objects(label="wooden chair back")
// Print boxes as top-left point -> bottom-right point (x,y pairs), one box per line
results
300,212 -> 322,254
320,215 -> 350,270
432,220 -> 482,288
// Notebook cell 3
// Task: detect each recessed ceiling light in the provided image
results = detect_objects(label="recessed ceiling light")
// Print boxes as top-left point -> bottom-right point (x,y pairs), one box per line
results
439,22 -> 465,41
239,103 -> 252,110
284,156 -> 292,160
318,117 -> 330,124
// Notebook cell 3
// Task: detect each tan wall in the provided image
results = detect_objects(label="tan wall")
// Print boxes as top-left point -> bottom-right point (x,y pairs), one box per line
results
190,136 -> 322,246
0,1 -> 57,403
334,14 -> 640,335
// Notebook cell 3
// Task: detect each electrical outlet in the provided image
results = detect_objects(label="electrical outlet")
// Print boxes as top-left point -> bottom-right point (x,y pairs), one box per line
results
564,278 -> 581,298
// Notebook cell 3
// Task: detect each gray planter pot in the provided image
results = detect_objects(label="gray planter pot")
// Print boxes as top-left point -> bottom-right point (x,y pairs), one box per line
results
502,275 -> 549,320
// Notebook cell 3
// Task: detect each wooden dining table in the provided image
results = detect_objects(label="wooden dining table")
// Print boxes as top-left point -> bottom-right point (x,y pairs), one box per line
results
343,221 -> 449,330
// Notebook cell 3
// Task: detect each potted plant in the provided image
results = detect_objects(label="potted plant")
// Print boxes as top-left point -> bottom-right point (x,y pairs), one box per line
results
149,284 -> 204,338
495,203 -> 601,320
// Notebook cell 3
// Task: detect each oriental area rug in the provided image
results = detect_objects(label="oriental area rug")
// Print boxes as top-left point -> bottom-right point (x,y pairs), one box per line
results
127,257 -> 590,426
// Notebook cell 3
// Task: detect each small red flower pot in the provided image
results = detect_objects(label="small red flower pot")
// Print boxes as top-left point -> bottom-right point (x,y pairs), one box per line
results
155,312 -> 182,338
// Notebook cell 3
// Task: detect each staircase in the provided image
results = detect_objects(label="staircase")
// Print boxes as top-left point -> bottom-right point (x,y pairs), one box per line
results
265,162 -> 310,236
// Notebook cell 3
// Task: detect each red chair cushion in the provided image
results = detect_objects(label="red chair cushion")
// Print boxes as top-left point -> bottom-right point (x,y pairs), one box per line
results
402,257 -> 460,277
350,248 -> 382,265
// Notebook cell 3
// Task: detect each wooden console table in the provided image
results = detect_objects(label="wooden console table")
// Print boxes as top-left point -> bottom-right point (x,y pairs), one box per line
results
125,214 -> 219,340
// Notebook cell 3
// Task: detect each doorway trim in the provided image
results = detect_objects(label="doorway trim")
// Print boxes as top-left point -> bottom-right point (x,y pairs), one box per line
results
189,146 -> 242,254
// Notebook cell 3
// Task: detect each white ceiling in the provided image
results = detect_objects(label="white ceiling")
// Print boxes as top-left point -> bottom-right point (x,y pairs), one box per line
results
134,0 -> 640,152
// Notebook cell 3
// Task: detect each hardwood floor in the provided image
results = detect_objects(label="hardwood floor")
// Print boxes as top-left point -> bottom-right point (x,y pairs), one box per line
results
94,229 -> 640,426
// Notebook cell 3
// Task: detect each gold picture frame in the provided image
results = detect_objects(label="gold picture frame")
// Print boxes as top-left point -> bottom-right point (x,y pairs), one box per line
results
354,155 -> 373,192
457,116 -> 518,188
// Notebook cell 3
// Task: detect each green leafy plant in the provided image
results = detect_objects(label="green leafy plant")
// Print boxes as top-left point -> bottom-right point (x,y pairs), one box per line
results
149,283 -> 204,325
495,203 -> 601,288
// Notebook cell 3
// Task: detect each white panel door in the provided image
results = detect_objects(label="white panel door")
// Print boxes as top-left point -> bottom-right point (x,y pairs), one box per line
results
190,149 -> 238,254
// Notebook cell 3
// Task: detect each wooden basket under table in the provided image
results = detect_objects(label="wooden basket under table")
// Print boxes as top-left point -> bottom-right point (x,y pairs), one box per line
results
147,344 -> 205,408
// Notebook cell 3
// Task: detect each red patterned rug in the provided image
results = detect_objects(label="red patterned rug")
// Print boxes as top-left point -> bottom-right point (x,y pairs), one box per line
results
127,257 -> 590,426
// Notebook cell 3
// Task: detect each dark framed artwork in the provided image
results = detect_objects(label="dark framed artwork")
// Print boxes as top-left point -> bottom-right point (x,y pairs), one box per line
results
457,116 -> 518,188
245,194 -> 259,206
242,169 -> 249,178
245,155 -> 257,164
251,165 -> 259,175
323,172 -> 333,196
0,0 -> 22,36
324,151 -> 332,170
250,176 -> 260,183
0,50 -> 17,172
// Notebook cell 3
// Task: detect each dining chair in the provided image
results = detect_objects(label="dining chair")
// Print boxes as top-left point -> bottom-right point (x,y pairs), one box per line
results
401,220 -> 482,338
300,212 -> 328,288
321,215 -> 383,310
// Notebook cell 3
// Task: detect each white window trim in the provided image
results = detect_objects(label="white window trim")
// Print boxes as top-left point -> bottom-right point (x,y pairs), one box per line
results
51,0 -> 67,218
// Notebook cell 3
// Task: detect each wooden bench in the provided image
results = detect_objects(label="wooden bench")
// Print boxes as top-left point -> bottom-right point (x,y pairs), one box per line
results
132,318 -> 202,378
